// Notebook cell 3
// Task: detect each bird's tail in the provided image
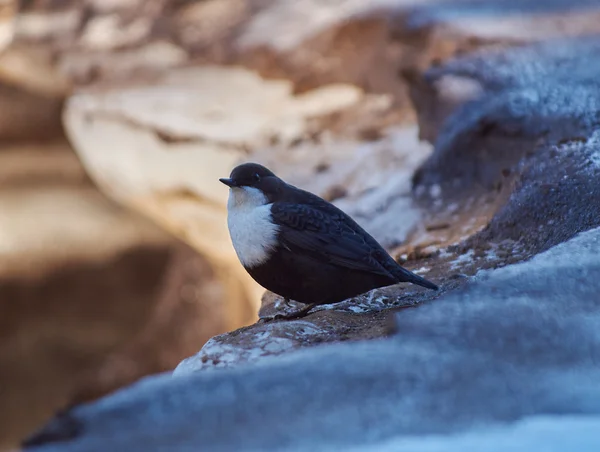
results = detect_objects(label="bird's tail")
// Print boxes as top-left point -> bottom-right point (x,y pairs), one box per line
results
395,266 -> 439,291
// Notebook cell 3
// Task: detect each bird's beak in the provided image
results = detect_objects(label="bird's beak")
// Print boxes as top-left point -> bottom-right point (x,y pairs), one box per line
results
219,178 -> 238,187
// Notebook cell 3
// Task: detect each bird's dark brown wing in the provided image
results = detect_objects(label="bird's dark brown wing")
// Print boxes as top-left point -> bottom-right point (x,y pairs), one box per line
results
270,202 -> 395,279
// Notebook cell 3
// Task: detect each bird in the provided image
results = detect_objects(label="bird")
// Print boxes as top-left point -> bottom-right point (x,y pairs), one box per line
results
219,162 -> 439,320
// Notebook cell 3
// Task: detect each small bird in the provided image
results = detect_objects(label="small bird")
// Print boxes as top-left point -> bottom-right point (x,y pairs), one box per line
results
220,163 -> 438,320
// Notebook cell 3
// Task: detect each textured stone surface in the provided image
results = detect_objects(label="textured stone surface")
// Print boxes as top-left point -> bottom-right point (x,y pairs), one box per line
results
171,34 -> 600,371
62,67 -> 366,315
8,1 -> 600,449
411,37 -> 600,191
407,37 -> 600,258
24,227 -> 600,451
12,0 -> 600,313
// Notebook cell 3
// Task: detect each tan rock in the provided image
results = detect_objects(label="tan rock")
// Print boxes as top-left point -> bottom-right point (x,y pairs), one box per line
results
0,141 -> 165,449
0,0 -> 15,53
0,141 -> 232,449
63,66 -> 364,314
11,0 -> 437,322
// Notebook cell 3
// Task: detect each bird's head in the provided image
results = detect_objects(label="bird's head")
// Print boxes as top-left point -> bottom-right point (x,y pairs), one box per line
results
220,163 -> 283,207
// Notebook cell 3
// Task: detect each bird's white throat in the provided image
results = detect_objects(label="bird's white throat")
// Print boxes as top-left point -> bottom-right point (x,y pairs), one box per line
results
226,186 -> 279,268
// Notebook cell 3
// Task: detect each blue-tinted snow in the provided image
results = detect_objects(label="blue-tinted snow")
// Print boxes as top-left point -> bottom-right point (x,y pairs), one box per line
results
28,227 -> 600,451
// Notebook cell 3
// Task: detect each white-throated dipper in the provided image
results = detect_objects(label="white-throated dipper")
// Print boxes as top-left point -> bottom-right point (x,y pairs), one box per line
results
220,162 -> 439,320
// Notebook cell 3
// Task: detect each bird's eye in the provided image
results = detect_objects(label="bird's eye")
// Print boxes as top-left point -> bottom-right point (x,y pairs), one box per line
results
253,173 -> 261,182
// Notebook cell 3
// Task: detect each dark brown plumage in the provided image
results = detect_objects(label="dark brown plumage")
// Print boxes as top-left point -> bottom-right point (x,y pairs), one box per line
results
220,163 -> 438,319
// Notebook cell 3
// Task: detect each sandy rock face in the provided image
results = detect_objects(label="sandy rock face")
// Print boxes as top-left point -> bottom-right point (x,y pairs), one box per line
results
0,0 -> 14,50
0,140 -> 232,451
51,0 -> 429,314
62,67 -> 365,316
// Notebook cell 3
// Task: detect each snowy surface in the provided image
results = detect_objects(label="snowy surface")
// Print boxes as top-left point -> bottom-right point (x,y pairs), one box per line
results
174,320 -> 326,374
564,129 -> 600,169
345,416 -> 600,452
28,227 -> 600,451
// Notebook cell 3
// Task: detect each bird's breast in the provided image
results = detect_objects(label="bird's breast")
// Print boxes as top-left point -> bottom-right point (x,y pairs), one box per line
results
227,203 -> 280,268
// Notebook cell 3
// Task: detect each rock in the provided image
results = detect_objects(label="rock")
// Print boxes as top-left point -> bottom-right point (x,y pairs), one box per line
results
0,48 -> 66,142
172,34 -> 600,371
61,66 -> 366,316
407,37 -> 600,257
174,290 -> 409,374
0,0 -> 15,52
0,141 -> 228,450
0,1 -> 66,142
471,132 -> 600,254
411,37 -> 600,192
23,227 -> 600,451
401,0 -> 600,143
403,0 -> 600,44
11,1 -> 600,449
68,242 -> 228,405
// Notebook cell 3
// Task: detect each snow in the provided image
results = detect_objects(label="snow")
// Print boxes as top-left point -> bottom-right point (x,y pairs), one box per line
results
344,416 -> 600,452
28,227 -> 600,452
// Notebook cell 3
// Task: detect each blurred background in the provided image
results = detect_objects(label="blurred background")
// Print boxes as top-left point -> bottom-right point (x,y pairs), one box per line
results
0,0 -> 256,447
2,0 -> 600,450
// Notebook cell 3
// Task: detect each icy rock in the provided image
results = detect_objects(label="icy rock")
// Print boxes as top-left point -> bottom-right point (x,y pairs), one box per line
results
404,36 -> 600,261
13,1 -> 600,449
411,36 -> 600,191
25,227 -> 600,451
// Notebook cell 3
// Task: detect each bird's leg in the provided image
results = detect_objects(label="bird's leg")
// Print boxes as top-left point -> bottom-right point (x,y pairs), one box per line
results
273,302 -> 318,320
257,298 -> 292,324
258,302 -> 318,323
282,297 -> 293,309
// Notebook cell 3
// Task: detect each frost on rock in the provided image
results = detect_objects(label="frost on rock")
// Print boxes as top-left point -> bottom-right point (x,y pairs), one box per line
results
26,227 -> 600,452
175,279 -> 424,375
321,289 -> 412,314
562,129 -> 600,170
448,249 -> 474,270
174,320 -> 328,374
